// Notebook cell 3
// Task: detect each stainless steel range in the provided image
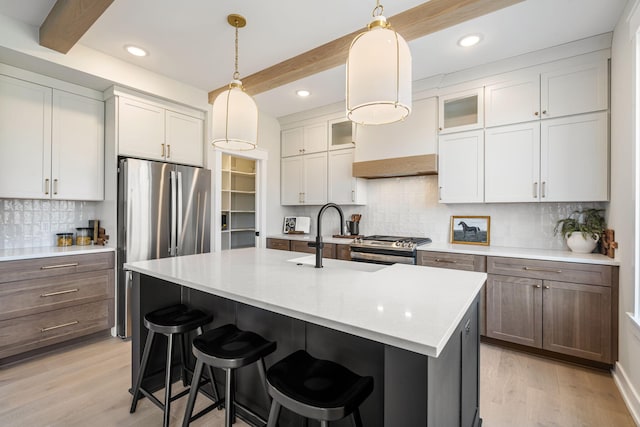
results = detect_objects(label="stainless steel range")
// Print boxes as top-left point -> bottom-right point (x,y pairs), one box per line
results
350,235 -> 432,265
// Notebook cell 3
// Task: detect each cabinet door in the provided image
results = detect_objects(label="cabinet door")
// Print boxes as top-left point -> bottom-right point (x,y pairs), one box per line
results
438,88 -> 484,134
438,130 -> 484,203
329,118 -> 355,150
281,156 -> 303,205
0,75 -> 52,199
51,91 -> 104,200
165,110 -> 203,166
328,148 -> 366,205
540,112 -> 608,201
303,122 -> 328,154
118,97 -> 165,161
303,152 -> 328,205
541,59 -> 608,118
486,275 -> 542,348
542,280 -> 611,363
281,127 -> 304,157
461,297 -> 480,427
485,72 -> 540,127
485,122 -> 540,202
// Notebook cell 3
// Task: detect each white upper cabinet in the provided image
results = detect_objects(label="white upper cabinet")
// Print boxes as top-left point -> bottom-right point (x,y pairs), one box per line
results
165,110 -> 204,166
0,75 -> 52,199
51,91 -> 104,200
355,97 -> 437,161
328,148 -> 366,205
438,88 -> 484,134
118,96 -> 204,166
541,60 -> 608,119
0,74 -> 104,200
485,72 -> 541,128
281,122 -> 327,157
540,112 -> 608,202
328,118 -> 355,151
485,122 -> 541,202
438,130 -> 484,203
485,56 -> 608,128
281,152 -> 327,205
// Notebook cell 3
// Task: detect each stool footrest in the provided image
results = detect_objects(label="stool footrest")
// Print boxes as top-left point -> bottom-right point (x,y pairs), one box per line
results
189,398 -> 225,424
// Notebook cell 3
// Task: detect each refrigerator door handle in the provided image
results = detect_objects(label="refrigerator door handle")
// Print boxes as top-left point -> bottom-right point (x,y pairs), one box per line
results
177,171 -> 183,256
124,270 -> 133,337
170,170 -> 177,256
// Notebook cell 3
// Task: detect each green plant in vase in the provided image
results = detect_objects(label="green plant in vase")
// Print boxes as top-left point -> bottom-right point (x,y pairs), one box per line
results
553,208 -> 606,253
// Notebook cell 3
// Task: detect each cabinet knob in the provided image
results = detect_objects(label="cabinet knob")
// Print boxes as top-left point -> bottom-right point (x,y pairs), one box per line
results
534,284 -> 542,288
534,111 -> 539,116
542,110 -> 547,115
544,285 -> 550,289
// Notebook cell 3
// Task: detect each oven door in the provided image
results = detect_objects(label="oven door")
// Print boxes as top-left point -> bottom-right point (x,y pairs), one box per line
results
350,247 -> 416,265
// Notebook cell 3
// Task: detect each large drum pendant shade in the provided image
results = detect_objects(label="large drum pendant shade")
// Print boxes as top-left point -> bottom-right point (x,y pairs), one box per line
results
212,80 -> 258,151
347,16 -> 412,125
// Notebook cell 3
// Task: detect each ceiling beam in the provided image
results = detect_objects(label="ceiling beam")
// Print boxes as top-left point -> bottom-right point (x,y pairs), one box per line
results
208,0 -> 524,103
40,0 -> 114,54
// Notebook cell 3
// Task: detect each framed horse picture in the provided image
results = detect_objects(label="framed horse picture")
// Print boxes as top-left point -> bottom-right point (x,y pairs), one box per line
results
450,216 -> 490,245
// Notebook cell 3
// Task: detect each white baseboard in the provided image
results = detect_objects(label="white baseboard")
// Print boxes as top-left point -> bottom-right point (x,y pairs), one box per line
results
613,362 -> 640,426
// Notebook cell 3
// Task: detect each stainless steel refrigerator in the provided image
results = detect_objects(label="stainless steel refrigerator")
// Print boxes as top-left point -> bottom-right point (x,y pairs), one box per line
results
117,158 -> 211,338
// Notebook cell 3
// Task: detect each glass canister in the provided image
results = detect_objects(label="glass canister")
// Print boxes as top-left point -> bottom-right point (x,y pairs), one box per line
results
75,227 -> 93,246
56,232 -> 74,247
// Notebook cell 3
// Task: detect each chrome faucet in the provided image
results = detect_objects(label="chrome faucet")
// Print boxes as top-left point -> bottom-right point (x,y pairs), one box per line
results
308,203 -> 344,268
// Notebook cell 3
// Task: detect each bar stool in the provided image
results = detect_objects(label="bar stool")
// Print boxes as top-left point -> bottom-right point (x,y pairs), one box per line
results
265,350 -> 374,427
130,304 -> 216,427
182,323 -> 277,427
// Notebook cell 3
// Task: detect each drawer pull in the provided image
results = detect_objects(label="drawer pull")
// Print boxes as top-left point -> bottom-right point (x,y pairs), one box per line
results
40,262 -> 79,270
523,267 -> 561,273
41,320 -> 79,333
435,258 -> 457,264
40,288 -> 79,297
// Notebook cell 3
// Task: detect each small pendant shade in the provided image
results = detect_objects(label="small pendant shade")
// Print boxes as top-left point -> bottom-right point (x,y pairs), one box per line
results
346,15 -> 412,125
212,80 -> 258,151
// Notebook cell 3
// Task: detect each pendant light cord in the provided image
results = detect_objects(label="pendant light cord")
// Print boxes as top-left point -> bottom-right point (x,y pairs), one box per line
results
233,19 -> 240,80
372,0 -> 383,17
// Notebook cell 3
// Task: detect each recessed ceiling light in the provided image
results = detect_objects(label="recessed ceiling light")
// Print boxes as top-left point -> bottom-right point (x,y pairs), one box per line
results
296,89 -> 310,97
458,34 -> 482,48
125,45 -> 148,57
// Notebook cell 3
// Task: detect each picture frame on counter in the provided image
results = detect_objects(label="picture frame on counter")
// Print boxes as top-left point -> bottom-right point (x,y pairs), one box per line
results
450,215 -> 490,245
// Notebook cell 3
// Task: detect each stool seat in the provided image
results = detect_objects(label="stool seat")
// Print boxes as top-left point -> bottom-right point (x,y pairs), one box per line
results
183,324 -> 276,427
144,304 -> 213,335
193,323 -> 277,369
266,350 -> 373,426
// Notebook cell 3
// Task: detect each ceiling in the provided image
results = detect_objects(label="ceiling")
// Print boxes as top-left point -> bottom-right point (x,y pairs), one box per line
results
0,0 -> 629,118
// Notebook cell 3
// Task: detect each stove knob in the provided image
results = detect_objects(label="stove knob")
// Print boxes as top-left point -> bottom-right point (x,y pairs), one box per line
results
404,241 -> 411,248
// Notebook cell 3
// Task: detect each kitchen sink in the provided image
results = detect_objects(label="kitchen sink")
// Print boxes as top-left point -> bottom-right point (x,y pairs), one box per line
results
286,255 -> 386,272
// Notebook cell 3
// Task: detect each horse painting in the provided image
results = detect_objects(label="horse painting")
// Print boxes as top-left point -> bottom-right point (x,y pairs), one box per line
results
458,221 -> 480,238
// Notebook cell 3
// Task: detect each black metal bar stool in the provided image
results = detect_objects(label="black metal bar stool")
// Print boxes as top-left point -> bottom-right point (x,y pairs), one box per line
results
182,323 -> 277,427
265,350 -> 374,427
130,304 -> 216,427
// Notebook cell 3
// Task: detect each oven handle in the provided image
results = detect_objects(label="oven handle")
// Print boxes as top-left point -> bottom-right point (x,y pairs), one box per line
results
350,251 -> 415,265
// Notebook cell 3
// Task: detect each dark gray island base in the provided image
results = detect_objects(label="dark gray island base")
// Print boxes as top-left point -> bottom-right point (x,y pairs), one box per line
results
130,272 -> 481,427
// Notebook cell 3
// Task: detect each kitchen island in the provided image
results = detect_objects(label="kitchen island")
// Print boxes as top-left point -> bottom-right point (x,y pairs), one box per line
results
125,248 -> 486,427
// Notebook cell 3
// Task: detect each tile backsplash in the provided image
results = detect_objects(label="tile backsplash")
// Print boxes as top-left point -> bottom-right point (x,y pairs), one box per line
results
0,199 -> 98,249
286,175 -> 607,251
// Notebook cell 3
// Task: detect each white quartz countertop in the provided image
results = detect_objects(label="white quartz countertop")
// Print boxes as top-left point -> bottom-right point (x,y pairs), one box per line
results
417,242 -> 619,266
124,248 -> 486,358
0,245 -> 115,262
268,234 -> 355,244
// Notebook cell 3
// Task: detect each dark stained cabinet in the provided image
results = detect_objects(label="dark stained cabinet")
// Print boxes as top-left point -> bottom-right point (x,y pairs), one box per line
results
266,238 -> 291,251
290,240 -> 336,259
486,256 -> 616,364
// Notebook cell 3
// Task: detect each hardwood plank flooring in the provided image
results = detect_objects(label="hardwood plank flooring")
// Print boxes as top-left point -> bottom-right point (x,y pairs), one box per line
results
0,337 -> 635,426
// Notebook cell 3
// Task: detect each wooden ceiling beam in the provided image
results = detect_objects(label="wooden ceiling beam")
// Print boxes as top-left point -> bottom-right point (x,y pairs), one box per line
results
208,0 -> 524,103
40,0 -> 114,54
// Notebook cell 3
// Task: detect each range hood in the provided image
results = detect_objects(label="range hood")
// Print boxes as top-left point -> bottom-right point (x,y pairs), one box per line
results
352,154 -> 437,179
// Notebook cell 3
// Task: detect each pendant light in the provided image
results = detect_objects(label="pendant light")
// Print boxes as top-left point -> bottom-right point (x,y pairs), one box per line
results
346,1 -> 412,125
212,14 -> 258,150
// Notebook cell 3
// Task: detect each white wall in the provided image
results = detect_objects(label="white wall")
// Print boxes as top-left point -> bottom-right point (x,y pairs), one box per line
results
610,1 -> 640,424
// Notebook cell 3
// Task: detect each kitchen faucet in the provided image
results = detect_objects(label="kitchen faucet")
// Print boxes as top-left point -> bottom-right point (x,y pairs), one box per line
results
308,203 -> 344,268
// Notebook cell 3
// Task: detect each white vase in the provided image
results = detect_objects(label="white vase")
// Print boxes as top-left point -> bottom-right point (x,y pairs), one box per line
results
566,233 -> 598,253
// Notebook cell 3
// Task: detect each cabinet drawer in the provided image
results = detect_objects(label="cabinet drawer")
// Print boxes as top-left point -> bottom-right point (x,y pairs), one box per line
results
418,251 -> 486,272
266,238 -> 291,251
0,269 -> 114,321
290,240 -> 336,258
487,256 -> 612,286
0,252 -> 115,284
0,299 -> 114,359
336,244 -> 352,261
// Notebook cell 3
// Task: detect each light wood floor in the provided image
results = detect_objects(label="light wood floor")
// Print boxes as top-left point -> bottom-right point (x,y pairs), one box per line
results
0,337 -> 635,427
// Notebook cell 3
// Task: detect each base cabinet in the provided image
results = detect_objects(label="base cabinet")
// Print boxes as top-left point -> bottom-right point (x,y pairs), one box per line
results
0,252 -> 115,362
486,256 -> 616,364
